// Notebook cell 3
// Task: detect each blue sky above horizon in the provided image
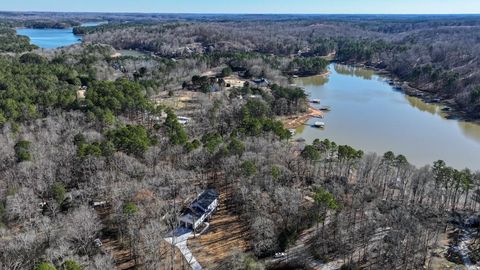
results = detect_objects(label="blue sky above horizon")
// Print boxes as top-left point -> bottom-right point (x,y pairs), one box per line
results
2,0 -> 480,14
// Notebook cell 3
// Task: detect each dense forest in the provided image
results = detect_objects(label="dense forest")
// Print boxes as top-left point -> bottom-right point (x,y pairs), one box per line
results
1,12 -> 480,270
0,28 -> 37,52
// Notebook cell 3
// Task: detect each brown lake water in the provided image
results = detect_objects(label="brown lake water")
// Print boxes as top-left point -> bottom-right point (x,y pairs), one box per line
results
295,64 -> 480,170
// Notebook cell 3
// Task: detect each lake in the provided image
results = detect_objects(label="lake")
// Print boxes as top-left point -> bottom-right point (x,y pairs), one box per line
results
16,22 -> 105,49
295,64 -> 480,170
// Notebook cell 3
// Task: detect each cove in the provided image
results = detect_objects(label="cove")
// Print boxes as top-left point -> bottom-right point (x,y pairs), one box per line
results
295,64 -> 480,170
16,22 -> 105,49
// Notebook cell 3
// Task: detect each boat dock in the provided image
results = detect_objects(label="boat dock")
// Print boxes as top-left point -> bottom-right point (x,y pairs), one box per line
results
282,107 -> 326,129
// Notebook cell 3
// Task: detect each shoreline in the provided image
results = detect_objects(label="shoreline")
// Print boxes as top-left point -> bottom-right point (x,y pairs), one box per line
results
283,62 -> 480,131
292,69 -> 331,79
281,106 -> 324,129
281,70 -> 331,129
342,61 -> 480,125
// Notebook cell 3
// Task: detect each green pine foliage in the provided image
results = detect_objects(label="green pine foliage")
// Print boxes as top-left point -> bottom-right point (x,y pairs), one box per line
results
61,260 -> 83,270
164,109 -> 188,145
14,140 -> 32,162
123,202 -> 139,215
106,125 -> 155,157
85,79 -> 153,120
0,28 -> 37,53
241,99 -> 291,140
51,182 -> 66,204
241,160 -> 257,177
287,57 -> 329,75
35,263 -> 57,270
0,56 -> 78,123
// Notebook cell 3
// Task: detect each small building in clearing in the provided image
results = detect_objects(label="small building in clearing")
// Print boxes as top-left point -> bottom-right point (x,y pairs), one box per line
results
177,116 -> 191,125
179,189 -> 219,231
252,78 -> 269,87
76,86 -> 87,100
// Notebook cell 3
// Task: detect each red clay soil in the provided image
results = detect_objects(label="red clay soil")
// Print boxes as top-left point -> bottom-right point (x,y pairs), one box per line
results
282,106 -> 324,129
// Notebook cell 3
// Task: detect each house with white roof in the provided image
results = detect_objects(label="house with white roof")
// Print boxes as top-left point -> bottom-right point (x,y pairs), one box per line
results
179,189 -> 219,232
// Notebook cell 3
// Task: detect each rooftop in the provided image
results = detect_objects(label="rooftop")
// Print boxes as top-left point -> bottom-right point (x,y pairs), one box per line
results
180,189 -> 219,223
193,189 -> 218,212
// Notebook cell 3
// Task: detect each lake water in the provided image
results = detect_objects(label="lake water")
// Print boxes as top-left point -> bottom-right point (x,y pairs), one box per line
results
16,22 -> 105,49
16,28 -> 81,49
295,64 -> 480,170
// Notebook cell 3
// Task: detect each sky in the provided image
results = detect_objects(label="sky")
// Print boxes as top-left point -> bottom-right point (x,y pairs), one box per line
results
2,0 -> 480,14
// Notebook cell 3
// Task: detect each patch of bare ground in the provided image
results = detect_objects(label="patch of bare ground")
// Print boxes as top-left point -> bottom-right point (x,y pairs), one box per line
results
224,74 -> 247,88
158,241 -> 192,270
428,228 -> 465,270
281,106 -> 324,129
101,238 -> 135,270
188,189 -> 251,269
153,90 -> 202,110
201,70 -> 217,77
95,206 -> 136,270
153,90 -> 227,114
97,205 -> 189,270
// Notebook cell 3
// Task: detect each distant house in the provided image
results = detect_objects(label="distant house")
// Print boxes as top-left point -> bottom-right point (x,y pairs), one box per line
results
177,116 -> 191,125
77,90 -> 86,100
110,52 -> 122,58
184,47 -> 194,54
252,78 -> 269,87
179,189 -> 219,231
76,86 -> 87,100
210,84 -> 221,92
